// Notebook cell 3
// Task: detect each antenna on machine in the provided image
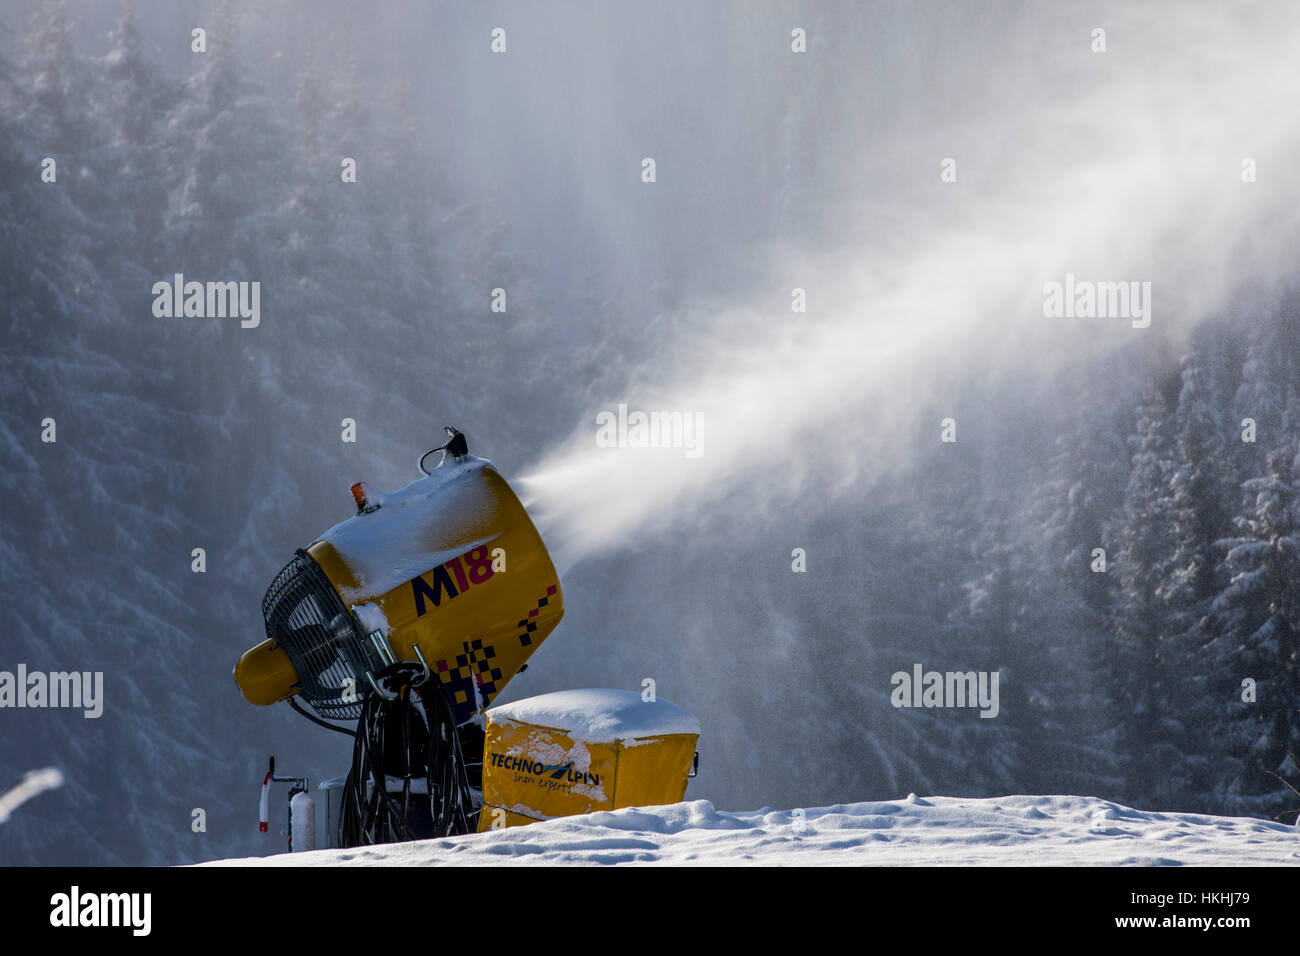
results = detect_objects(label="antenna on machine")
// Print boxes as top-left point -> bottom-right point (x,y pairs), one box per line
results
418,425 -> 469,475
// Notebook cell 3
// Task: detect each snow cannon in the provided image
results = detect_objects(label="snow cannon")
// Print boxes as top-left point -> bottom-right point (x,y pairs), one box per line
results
234,455 -> 564,726
479,689 -> 700,830
233,448 -> 566,845
234,435 -> 701,850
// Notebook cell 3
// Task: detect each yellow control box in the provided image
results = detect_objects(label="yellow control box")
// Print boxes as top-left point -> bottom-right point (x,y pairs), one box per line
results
478,689 -> 700,830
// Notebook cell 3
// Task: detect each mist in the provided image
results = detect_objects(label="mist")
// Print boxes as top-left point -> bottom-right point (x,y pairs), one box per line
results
522,1 -> 1300,567
2,0 -> 1299,865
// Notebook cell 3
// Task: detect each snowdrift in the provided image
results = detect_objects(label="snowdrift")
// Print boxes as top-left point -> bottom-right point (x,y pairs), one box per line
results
204,795 -> 1300,867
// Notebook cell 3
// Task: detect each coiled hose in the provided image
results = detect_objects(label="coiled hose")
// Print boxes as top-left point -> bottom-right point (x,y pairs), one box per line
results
338,663 -> 476,847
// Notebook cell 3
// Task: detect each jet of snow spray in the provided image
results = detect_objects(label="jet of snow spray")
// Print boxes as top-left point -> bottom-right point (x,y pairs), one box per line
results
522,5 -> 1300,571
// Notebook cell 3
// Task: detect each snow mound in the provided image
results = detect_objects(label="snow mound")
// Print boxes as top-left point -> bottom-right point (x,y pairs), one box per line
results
487,689 -> 701,743
202,794 -> 1300,867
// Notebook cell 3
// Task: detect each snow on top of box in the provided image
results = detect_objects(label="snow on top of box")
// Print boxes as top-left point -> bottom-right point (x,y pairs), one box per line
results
488,689 -> 700,743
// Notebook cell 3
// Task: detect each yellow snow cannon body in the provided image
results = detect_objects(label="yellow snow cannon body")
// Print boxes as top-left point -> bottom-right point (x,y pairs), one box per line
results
234,456 -> 564,725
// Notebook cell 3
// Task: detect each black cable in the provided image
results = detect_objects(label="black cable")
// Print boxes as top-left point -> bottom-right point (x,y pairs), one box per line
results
417,446 -> 444,476
337,668 -> 475,848
398,686 -> 413,836
421,679 -> 473,837
288,697 -> 356,737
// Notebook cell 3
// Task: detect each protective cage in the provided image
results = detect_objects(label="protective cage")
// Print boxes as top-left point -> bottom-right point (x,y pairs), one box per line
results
261,550 -> 378,720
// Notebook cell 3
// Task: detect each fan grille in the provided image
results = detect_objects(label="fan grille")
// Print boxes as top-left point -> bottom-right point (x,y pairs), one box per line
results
261,550 -> 376,720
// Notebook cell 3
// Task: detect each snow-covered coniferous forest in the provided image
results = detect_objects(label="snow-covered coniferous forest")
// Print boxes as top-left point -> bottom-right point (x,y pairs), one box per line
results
1,1 -> 1299,865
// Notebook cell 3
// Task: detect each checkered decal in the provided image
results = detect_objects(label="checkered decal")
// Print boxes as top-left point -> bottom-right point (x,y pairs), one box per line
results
434,637 -> 501,723
516,584 -> 558,648
433,584 -> 558,723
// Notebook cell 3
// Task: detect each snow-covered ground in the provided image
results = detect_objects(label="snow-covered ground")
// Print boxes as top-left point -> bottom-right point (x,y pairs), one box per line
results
205,795 -> 1300,866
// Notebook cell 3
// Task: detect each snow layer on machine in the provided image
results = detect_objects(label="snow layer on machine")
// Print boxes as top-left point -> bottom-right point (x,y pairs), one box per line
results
316,456 -> 497,603
488,688 -> 700,743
